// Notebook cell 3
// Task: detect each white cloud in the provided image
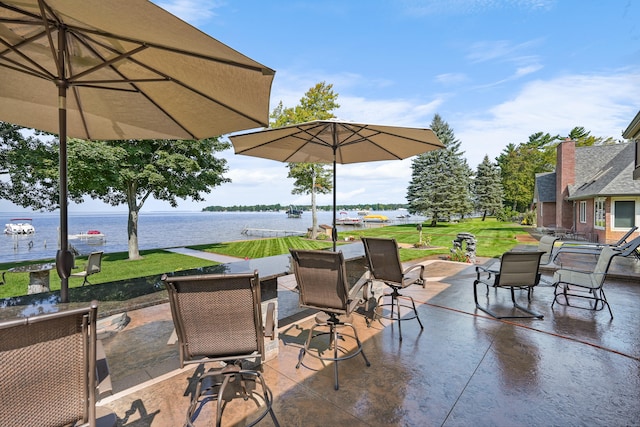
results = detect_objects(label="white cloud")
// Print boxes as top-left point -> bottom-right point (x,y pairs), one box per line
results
400,0 -> 556,16
436,73 -> 470,86
156,0 -> 222,24
456,70 -> 640,168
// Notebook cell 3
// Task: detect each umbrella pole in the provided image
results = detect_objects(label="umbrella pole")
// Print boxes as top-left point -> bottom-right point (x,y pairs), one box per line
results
332,156 -> 337,251
54,27 -> 73,303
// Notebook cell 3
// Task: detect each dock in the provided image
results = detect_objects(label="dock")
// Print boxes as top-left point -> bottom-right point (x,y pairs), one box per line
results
240,227 -> 305,237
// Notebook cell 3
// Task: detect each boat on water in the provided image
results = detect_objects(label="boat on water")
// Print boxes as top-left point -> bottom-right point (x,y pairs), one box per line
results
286,205 -> 303,218
357,210 -> 370,216
362,214 -> 389,223
4,218 -> 35,235
69,229 -> 106,242
335,211 -> 363,226
397,208 -> 410,218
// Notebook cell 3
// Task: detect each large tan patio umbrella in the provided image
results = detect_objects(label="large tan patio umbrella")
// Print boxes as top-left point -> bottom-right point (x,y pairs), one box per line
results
229,120 -> 444,250
0,0 -> 275,302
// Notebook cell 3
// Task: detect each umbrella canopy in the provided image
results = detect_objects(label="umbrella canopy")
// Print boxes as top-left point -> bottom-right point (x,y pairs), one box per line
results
0,0 -> 275,301
230,120 -> 444,249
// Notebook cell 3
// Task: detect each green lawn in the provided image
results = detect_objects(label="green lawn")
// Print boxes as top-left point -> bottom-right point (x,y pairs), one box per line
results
0,218 -> 535,299
191,218 -> 533,261
0,249 -> 216,299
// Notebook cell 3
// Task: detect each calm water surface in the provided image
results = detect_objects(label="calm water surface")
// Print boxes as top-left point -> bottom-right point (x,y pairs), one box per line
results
1,210 -> 424,263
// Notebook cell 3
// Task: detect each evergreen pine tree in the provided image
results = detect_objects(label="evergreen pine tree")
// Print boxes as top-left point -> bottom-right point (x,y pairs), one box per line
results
474,155 -> 503,221
407,114 -> 473,225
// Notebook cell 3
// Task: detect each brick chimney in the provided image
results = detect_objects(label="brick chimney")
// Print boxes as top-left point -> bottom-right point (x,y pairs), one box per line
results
556,138 -> 576,229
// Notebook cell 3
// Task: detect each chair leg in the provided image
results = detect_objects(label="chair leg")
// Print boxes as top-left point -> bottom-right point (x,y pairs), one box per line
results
376,287 -> 423,341
332,324 -> 339,390
552,282 -> 613,319
476,281 -> 542,319
297,315 -> 370,390
187,368 -> 280,427
509,287 -> 543,319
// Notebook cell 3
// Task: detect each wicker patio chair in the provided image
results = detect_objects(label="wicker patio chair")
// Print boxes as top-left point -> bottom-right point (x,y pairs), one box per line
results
474,251 -> 546,319
0,301 -> 117,427
71,251 -> 103,286
162,271 -> 279,427
289,249 -> 371,391
361,237 -> 425,341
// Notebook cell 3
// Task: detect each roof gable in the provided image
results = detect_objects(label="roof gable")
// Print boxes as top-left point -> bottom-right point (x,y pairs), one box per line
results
569,143 -> 640,199
534,172 -> 556,202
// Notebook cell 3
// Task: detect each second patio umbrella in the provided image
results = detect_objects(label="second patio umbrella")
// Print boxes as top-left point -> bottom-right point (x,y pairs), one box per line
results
0,0 -> 275,301
229,120 -> 444,250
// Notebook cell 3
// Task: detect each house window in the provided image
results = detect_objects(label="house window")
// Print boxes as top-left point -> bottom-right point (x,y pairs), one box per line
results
594,198 -> 606,229
613,200 -> 635,228
579,201 -> 587,223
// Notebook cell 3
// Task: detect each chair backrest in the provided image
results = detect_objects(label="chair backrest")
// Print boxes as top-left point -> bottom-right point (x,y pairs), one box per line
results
538,235 -> 559,264
163,272 -> 264,367
0,302 -> 99,427
361,237 -> 403,283
591,247 -> 621,285
86,251 -> 103,275
618,235 -> 640,257
289,249 -> 351,314
496,251 -> 545,287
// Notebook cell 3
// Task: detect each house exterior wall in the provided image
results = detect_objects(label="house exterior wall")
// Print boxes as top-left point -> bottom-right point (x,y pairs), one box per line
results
537,201 -> 556,227
574,199 -> 595,241
605,196 -> 640,243
556,139 -> 575,230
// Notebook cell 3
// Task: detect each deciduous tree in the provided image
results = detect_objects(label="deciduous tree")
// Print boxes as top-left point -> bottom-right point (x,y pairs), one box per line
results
0,127 -> 230,260
270,82 -> 339,238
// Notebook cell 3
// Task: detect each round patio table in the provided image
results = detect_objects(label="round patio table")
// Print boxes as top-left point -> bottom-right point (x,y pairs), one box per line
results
7,263 -> 56,294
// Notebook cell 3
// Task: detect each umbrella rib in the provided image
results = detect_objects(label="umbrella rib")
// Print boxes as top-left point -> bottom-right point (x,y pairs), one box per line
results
68,29 -> 267,132
0,2 -> 272,75
37,0 -> 63,78
73,24 -> 274,75
0,26 -> 56,80
63,29 -> 199,140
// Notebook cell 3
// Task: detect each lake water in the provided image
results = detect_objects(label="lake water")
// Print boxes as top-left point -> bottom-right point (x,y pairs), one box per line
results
1,210 -> 425,263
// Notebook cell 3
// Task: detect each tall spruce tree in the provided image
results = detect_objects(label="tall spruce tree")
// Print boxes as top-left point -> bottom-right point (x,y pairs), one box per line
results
407,114 -> 473,226
474,155 -> 503,221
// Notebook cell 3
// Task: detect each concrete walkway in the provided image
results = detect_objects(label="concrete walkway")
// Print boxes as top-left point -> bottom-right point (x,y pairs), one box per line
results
98,257 -> 640,426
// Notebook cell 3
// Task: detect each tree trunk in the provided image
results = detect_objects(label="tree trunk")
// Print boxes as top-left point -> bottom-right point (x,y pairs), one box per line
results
127,207 -> 141,260
482,211 -> 487,221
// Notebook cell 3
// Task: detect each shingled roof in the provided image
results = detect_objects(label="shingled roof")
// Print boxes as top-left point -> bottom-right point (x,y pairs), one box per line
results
568,142 -> 640,199
534,142 -> 640,202
534,172 -> 556,203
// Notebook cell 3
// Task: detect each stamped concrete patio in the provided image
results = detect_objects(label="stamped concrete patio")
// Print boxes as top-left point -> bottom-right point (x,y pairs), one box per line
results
96,250 -> 640,427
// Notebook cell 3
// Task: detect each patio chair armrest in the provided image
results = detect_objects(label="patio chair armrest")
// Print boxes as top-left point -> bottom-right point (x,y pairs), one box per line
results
475,264 -> 497,283
349,273 -> 371,304
264,302 -> 276,340
403,263 -> 426,287
403,263 -> 425,279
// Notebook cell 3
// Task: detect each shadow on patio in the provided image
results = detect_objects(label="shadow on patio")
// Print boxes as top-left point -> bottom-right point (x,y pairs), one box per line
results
97,256 -> 640,426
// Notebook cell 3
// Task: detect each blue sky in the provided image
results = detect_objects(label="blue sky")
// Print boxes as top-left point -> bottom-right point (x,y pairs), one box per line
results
3,0 -> 639,213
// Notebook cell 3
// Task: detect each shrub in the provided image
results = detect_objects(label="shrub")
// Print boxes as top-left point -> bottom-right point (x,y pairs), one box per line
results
449,247 -> 469,262
521,210 -> 536,225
